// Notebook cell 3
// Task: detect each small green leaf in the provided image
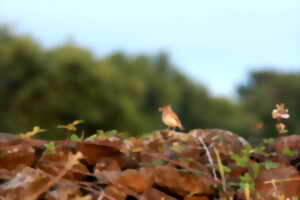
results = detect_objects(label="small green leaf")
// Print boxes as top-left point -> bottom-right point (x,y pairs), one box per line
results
120,148 -> 129,153
171,144 -> 185,153
239,182 -> 254,193
240,172 -> 252,182
132,147 -> 143,153
46,142 -> 56,154
178,157 -> 194,165
85,137 -> 95,142
263,161 -> 279,169
282,147 -> 296,157
227,182 -> 239,187
229,152 -> 239,160
106,130 -> 118,137
236,157 -> 249,167
98,132 -> 107,140
254,146 -> 265,154
70,134 -> 81,141
179,169 -> 202,175
0,150 -> 6,155
242,145 -> 253,153
153,159 -> 164,166
238,172 -> 255,192
229,152 -> 249,167
251,162 -> 261,178
139,162 -> 151,167
223,166 -> 232,173
263,138 -> 274,144
211,135 -> 220,141
58,120 -> 84,132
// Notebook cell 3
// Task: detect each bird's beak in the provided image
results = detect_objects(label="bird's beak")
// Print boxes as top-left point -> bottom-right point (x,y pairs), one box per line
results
158,107 -> 162,112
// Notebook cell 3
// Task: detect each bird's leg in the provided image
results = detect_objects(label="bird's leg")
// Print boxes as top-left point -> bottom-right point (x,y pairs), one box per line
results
170,127 -> 175,132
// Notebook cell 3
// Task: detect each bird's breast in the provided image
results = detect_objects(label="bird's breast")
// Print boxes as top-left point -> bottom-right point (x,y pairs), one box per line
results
162,114 -> 179,127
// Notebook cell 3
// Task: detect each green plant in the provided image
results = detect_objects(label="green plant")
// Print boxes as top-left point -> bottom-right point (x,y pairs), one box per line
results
263,161 -> 279,170
70,134 -> 81,141
19,126 -> 46,139
229,145 -> 253,168
58,120 -> 84,132
281,147 -> 296,157
46,141 -> 56,154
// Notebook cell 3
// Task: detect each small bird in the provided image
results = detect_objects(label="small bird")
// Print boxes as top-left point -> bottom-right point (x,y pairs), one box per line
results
158,105 -> 184,130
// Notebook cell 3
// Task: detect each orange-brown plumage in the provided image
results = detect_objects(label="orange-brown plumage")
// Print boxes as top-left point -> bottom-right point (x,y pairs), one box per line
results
158,105 -> 184,130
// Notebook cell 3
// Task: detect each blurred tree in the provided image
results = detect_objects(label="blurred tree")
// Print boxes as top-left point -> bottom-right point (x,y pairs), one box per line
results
238,70 -> 300,139
0,27 -> 45,133
0,25 -> 255,139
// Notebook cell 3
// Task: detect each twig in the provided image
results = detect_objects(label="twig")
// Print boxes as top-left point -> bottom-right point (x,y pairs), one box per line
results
97,191 -> 117,200
213,147 -> 227,192
28,152 -> 83,199
97,192 -> 105,200
244,183 -> 252,200
198,137 -> 218,181
264,177 -> 300,184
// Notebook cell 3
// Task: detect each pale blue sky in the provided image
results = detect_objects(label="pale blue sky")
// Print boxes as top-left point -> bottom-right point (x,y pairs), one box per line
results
1,0 -> 300,97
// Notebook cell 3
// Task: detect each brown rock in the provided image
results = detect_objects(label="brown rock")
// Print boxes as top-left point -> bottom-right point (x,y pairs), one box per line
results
265,135 -> 300,167
0,167 -> 50,199
44,180 -> 81,200
226,164 -> 248,183
95,157 -> 121,172
184,196 -> 209,200
95,170 -> 121,185
255,164 -> 300,200
142,188 -> 176,200
103,185 -> 127,200
0,145 -> 35,170
37,145 -> 88,180
77,142 -> 129,168
154,165 -> 214,196
118,168 -> 154,193
188,129 -> 248,155
268,135 -> 300,154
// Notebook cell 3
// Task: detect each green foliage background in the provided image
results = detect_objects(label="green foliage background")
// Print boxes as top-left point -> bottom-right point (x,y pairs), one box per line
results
0,25 -> 298,141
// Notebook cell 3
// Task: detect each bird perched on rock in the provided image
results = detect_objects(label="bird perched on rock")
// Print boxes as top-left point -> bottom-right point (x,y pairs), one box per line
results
159,105 -> 184,130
